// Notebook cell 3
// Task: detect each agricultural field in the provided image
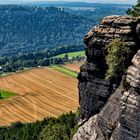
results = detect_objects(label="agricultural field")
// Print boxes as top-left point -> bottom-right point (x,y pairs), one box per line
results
50,65 -> 78,78
53,51 -> 85,58
63,61 -> 84,73
0,67 -> 78,126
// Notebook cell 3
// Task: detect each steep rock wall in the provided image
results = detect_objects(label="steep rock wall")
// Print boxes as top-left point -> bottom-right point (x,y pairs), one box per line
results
112,50 -> 140,140
73,16 -> 140,139
78,15 -> 138,121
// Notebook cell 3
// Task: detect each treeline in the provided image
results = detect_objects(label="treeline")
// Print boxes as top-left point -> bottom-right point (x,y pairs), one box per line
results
0,45 -> 84,73
0,112 -> 78,140
0,5 -> 92,57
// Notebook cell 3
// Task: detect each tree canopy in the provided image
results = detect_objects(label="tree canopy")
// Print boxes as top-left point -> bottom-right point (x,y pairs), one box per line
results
127,0 -> 140,16
0,5 -> 92,57
0,112 -> 78,140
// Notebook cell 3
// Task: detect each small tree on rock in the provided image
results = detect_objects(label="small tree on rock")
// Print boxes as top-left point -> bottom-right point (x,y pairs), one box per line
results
127,0 -> 140,17
105,39 -> 131,80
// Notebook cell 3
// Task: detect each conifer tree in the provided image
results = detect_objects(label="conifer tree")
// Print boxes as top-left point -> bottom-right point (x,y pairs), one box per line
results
127,0 -> 140,16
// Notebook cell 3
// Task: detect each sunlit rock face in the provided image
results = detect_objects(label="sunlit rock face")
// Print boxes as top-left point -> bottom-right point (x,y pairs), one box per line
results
73,15 -> 140,140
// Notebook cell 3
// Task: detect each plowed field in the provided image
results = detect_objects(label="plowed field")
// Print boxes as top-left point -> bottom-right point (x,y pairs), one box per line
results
63,61 -> 84,73
0,67 -> 78,126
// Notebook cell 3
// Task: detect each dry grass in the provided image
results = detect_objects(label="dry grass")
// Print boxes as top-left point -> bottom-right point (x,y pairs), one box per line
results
0,67 -> 78,126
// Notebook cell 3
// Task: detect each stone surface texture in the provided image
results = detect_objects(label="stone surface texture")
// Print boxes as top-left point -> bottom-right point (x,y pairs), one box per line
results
73,15 -> 140,140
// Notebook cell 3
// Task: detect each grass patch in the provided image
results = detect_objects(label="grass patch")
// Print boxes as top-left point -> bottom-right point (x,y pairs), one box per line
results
53,51 -> 85,58
0,90 -> 17,99
50,65 -> 78,78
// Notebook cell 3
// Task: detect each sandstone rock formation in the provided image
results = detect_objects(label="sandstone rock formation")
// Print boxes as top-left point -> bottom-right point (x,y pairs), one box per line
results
112,50 -> 140,140
73,16 -> 140,139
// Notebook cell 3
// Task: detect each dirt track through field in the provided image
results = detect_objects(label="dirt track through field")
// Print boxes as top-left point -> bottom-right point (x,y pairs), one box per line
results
0,67 -> 78,126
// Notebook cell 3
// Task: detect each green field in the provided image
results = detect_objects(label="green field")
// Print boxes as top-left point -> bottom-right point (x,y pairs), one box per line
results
53,51 -> 85,58
0,90 -> 17,99
50,65 -> 78,78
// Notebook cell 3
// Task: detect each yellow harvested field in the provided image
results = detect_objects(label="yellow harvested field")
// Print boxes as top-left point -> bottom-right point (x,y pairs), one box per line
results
0,67 -> 78,126
63,61 -> 84,73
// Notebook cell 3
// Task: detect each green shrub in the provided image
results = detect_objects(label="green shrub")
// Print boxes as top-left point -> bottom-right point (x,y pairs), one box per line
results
0,112 -> 78,140
39,124 -> 70,140
127,0 -> 140,17
105,39 -> 131,80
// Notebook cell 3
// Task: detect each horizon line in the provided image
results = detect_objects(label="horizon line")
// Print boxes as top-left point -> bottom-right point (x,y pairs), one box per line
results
0,1 -> 134,5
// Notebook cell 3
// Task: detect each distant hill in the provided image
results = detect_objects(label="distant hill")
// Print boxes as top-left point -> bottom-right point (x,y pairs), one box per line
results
27,2 -> 131,21
26,1 -> 132,8
64,3 -> 130,23
0,4 -> 130,57
0,5 -> 93,57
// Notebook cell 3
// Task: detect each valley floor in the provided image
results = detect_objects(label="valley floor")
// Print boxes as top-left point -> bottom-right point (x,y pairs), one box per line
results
0,67 -> 78,126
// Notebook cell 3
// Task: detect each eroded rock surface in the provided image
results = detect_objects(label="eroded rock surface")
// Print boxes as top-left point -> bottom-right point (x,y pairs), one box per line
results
112,50 -> 140,140
74,82 -> 125,140
78,15 -> 139,121
73,15 -> 140,140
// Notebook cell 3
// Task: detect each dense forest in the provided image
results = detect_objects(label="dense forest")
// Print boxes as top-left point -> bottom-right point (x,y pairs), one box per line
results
0,112 -> 78,140
0,5 -> 92,57
0,4 -> 128,58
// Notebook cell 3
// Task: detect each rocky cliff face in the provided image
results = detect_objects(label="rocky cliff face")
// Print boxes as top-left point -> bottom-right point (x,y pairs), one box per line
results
112,50 -> 140,140
73,16 -> 140,140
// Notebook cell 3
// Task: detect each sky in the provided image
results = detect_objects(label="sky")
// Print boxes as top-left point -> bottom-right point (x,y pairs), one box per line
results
0,0 -> 137,5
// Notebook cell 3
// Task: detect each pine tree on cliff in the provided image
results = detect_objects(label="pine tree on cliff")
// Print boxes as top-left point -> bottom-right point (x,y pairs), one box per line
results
127,0 -> 140,16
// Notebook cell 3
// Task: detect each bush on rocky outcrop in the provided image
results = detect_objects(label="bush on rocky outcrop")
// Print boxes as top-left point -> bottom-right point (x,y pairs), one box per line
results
127,0 -> 140,17
105,39 -> 131,80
